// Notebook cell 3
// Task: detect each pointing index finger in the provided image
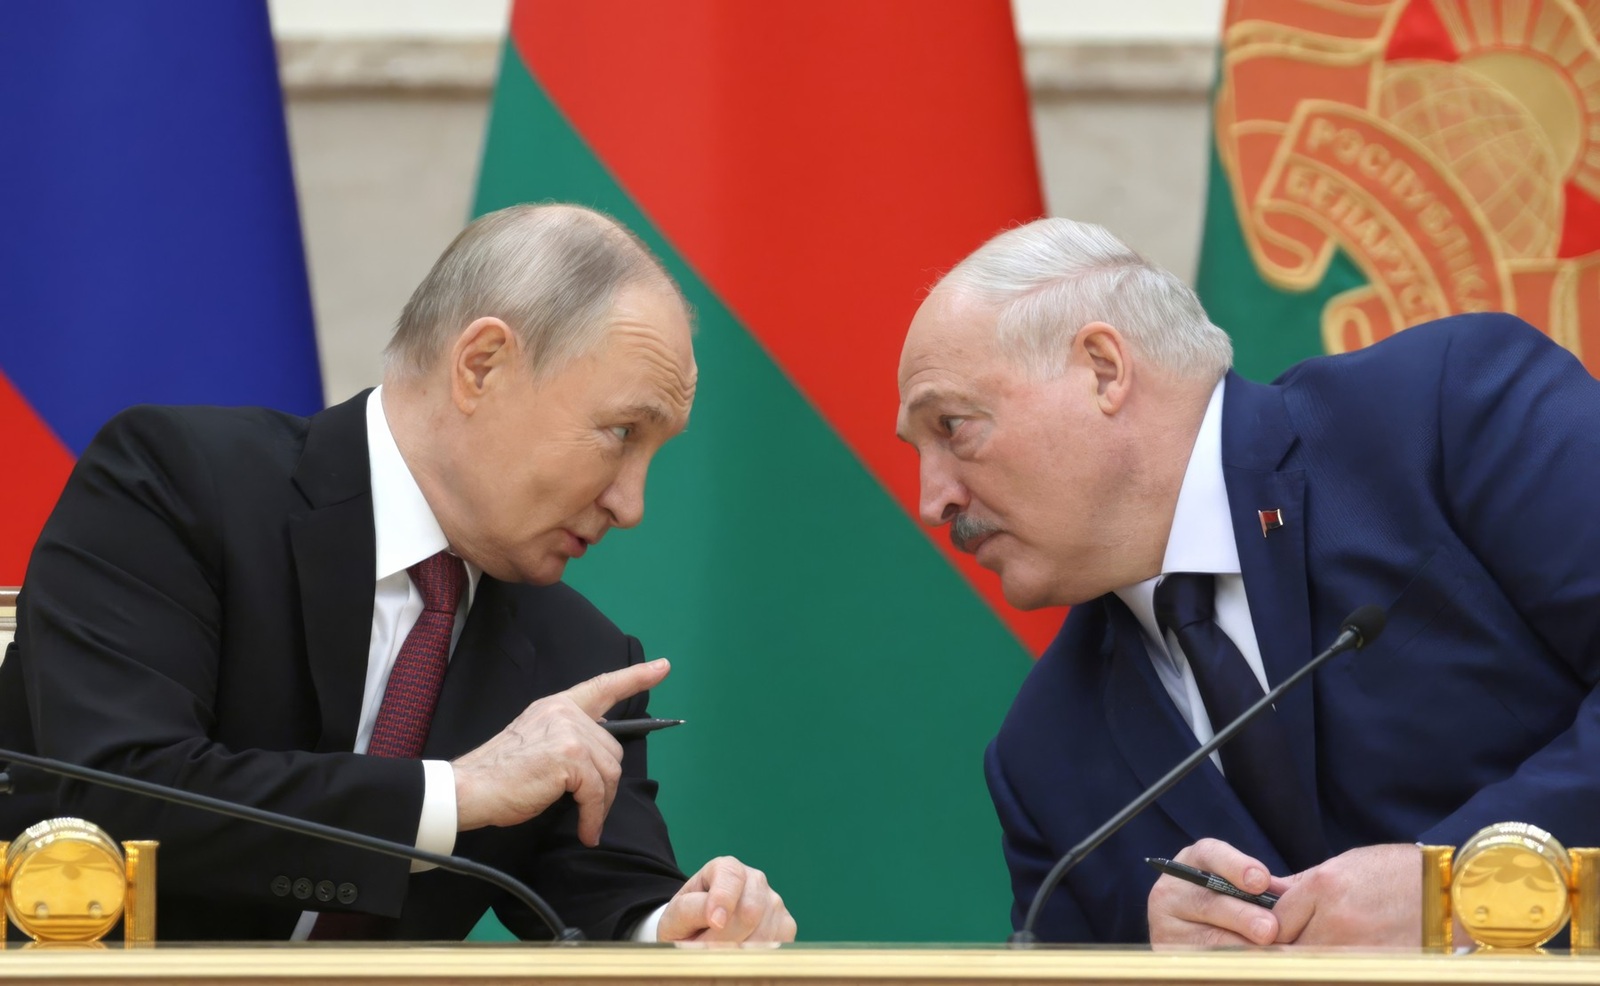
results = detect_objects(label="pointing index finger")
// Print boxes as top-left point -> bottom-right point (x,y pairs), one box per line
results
567,658 -> 671,718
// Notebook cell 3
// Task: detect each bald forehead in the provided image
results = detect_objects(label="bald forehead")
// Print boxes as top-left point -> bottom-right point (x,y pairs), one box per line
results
612,280 -> 693,346
899,289 -> 998,387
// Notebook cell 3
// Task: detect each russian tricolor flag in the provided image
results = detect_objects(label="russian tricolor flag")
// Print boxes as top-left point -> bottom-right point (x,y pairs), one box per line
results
0,1 -> 322,583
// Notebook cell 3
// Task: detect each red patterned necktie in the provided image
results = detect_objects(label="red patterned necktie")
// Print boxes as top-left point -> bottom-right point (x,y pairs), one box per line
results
366,551 -> 467,759
309,550 -> 466,940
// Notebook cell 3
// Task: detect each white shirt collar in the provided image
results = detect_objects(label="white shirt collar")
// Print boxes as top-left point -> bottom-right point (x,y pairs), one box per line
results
366,387 -> 480,602
1111,377 -> 1236,615
1158,377 -> 1239,577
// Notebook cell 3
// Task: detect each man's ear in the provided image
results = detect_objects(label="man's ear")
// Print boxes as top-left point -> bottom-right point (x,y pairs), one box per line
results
1075,321 -> 1130,414
449,317 -> 517,413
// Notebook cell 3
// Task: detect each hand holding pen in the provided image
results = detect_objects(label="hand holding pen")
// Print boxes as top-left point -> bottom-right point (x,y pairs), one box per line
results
1146,857 -> 1279,908
1147,843 -> 1427,948
1145,839 -> 1289,948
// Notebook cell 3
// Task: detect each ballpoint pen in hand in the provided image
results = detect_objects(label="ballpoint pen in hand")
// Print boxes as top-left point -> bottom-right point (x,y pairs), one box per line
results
1145,856 -> 1280,909
599,718 -> 684,740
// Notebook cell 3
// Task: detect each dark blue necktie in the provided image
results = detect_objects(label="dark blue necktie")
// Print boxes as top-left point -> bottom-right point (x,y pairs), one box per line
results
1153,572 -> 1322,871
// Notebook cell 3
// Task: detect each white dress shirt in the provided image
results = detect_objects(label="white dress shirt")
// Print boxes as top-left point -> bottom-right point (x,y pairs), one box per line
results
1111,379 -> 1268,772
292,387 -> 476,940
296,388 -> 666,941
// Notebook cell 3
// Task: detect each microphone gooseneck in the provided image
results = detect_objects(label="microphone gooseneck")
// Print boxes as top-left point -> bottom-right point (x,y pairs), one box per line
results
0,746 -> 584,942
1008,605 -> 1386,945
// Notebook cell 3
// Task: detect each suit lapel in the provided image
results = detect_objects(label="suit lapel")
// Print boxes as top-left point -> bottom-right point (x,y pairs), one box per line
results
288,390 -> 379,754
1101,598 -> 1284,869
425,578 -> 540,759
1219,373 -> 1327,858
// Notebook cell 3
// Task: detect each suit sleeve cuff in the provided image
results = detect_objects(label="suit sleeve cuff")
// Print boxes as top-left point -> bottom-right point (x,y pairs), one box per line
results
411,759 -> 458,872
630,903 -> 669,942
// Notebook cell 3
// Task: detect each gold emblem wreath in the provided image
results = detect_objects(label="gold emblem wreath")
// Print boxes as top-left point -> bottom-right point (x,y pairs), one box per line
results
1215,0 -> 1600,368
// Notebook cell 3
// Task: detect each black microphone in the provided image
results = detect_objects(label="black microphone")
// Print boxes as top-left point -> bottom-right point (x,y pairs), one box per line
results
1008,604 -> 1387,945
0,746 -> 584,942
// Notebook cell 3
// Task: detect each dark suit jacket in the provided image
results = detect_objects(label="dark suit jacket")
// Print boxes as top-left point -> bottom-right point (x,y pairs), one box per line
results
0,391 -> 685,941
987,313 -> 1600,942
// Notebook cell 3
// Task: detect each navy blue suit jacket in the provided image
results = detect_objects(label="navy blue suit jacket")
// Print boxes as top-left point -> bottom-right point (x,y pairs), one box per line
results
986,313 -> 1600,943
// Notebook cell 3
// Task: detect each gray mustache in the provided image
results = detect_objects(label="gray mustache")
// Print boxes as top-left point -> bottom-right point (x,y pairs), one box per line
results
950,513 -> 1001,553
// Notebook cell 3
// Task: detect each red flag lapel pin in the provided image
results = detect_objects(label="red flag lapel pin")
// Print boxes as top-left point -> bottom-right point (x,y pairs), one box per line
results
1258,508 -> 1284,537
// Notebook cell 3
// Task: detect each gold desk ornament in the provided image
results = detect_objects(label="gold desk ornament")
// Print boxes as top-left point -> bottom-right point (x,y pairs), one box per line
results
1,818 -> 156,946
1420,822 -> 1600,952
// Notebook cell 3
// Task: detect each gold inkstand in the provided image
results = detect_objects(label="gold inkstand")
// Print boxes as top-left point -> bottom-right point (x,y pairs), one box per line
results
1421,822 -> 1600,952
1,817 -> 156,946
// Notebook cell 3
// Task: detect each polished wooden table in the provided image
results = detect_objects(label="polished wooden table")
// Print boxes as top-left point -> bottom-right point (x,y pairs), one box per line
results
4,944 -> 1600,986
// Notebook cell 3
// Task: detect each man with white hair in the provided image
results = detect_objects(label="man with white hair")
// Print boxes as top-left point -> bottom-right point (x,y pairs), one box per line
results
0,204 -> 794,944
896,217 -> 1600,946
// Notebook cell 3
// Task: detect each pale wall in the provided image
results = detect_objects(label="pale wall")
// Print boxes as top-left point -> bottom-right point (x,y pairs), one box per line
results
268,1 -> 1228,42
1013,0 -> 1224,39
290,97 -> 490,403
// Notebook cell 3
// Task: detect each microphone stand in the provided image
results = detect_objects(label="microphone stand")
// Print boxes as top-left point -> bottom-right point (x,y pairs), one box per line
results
0,747 -> 584,942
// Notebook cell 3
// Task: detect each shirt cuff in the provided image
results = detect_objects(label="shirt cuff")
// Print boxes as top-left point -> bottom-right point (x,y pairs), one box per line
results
412,759 -> 458,872
630,903 -> 669,942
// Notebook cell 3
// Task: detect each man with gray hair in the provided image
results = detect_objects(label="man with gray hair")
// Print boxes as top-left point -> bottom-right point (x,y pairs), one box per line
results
897,217 -> 1600,946
0,203 -> 795,944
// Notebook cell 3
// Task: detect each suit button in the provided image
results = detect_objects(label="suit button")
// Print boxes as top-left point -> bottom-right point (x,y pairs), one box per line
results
315,880 -> 335,903
292,878 -> 313,900
270,876 -> 292,897
337,883 -> 358,905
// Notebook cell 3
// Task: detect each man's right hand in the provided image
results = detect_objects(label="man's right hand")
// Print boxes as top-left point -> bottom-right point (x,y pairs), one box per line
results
452,658 -> 671,843
1147,838 -> 1287,947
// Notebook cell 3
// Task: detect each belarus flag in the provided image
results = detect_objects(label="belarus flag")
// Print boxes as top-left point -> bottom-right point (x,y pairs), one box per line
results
473,0 -> 1058,942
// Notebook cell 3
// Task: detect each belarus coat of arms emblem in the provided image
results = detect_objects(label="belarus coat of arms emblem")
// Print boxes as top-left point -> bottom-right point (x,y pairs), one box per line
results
1216,0 -> 1600,369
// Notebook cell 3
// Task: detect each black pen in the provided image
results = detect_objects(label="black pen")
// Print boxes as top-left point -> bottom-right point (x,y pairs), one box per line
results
600,718 -> 684,739
1145,857 -> 1279,909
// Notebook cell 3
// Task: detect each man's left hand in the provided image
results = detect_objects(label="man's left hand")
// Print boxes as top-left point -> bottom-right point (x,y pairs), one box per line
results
657,856 -> 797,943
1272,843 -> 1421,946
